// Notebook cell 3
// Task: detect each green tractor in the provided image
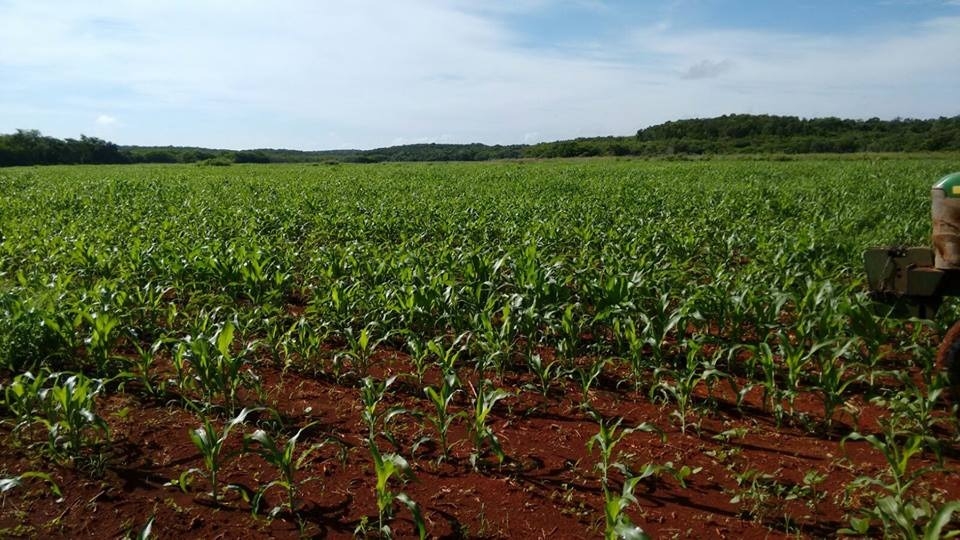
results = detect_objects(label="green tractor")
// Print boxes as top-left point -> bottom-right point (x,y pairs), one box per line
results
864,172 -> 960,386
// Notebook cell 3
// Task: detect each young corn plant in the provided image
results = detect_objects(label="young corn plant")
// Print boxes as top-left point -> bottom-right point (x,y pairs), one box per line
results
423,372 -> 463,462
813,339 -> 862,432
524,353 -> 565,397
426,332 -> 469,376
39,372 -> 111,463
614,317 -> 650,393
842,424 -> 950,538
468,380 -> 511,468
871,370 -> 948,449
651,340 -> 729,435
81,309 -> 122,375
129,515 -> 156,540
555,302 -> 582,365
403,333 -> 432,385
587,415 -> 663,540
282,317 -> 327,371
338,324 -> 389,378
773,331 -> 831,415
365,441 -> 426,540
175,320 -> 259,412
2,370 -> 49,436
121,334 -> 164,397
748,341 -> 786,425
600,475 -> 651,540
729,468 -> 826,525
0,471 -> 63,503
575,357 -> 610,411
244,422 -> 325,516
472,304 -> 515,379
844,293 -> 897,386
177,407 -> 260,506
360,376 -> 407,449
0,294 -> 75,372
640,293 -> 684,365
260,315 -> 288,369
587,415 -> 663,490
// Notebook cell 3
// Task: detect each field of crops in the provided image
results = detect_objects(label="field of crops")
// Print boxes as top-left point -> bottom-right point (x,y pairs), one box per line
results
2,157 -> 960,538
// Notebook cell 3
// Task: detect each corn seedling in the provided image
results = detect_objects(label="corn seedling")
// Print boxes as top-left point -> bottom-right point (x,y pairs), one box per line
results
426,331 -> 469,375
121,334 -> 164,397
614,317 -> 650,392
812,339 -> 862,431
775,331 -> 832,414
39,372 -> 111,462
403,333 -> 432,385
843,425 -> 949,538
366,440 -> 426,540
587,415 -> 662,540
600,475 -> 651,540
338,324 -> 389,378
81,309 -> 121,375
555,302 -> 582,364
587,415 -> 663,488
0,471 -> 63,502
244,422 -> 325,515
651,340 -> 729,434
748,341 -> 786,425
177,407 -> 260,505
2,370 -> 49,435
468,380 -> 510,467
575,357 -> 610,410
871,370 -> 948,448
174,319 -> 258,412
128,515 -> 155,540
423,372 -> 463,461
360,376 -> 407,449
472,304 -> 514,379
524,353 -> 564,397
729,468 -> 825,525
640,292 -> 684,364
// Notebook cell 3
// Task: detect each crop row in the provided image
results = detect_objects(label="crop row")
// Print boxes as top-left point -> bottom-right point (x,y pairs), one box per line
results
1,159 -> 959,537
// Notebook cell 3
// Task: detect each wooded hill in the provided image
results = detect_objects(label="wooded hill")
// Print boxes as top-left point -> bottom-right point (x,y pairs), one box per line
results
2,114 -> 958,166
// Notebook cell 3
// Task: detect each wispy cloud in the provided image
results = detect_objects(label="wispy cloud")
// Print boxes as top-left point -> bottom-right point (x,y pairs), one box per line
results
0,2 -> 957,149
680,59 -> 734,79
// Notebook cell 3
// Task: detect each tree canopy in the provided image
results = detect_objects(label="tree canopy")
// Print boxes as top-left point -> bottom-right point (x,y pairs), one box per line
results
2,114 -> 958,167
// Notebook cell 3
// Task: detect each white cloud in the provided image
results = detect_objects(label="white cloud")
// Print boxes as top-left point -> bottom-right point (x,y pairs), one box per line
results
0,2 -> 957,148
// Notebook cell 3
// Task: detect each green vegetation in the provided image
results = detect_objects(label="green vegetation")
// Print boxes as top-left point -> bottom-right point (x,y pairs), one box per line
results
178,407 -> 261,505
3,114 -> 959,167
1,157 -> 960,536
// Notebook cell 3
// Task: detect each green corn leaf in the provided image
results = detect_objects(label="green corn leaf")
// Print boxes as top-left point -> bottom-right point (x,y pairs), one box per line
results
924,501 -> 960,540
395,492 -> 427,540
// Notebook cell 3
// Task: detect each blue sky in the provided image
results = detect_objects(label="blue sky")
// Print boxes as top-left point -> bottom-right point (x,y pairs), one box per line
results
1,1 -> 958,150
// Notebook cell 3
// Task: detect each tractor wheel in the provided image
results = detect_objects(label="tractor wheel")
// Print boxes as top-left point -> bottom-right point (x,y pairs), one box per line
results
935,320 -> 960,397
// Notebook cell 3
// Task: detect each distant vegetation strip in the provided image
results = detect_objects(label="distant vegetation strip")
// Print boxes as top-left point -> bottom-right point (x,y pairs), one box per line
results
2,114 -> 959,167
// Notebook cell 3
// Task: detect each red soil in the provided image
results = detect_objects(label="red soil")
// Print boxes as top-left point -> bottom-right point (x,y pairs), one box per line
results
2,348 -> 959,539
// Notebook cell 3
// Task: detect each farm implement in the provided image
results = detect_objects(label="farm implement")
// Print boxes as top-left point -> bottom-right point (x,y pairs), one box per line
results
864,172 -> 960,383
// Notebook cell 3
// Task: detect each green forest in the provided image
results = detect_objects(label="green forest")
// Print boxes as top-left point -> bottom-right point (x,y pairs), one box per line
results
2,114 -> 959,167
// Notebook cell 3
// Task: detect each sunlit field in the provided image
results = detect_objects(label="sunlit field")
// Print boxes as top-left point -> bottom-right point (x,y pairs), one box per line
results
2,157 -> 960,538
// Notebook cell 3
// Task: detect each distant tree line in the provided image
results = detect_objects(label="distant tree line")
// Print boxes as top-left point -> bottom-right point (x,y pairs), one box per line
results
120,143 -> 526,165
2,115 -> 959,167
0,130 -> 126,166
351,143 -> 523,163
527,115 -> 960,157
